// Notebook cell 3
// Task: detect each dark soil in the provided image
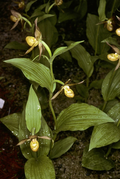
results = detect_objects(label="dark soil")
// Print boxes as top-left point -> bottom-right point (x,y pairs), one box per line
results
0,1 -> 120,179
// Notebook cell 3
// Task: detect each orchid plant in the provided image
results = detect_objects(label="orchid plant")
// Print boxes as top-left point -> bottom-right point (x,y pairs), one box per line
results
2,0 -> 120,178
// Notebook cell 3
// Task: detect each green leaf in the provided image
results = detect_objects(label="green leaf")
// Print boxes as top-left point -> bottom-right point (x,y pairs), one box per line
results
76,84 -> 89,98
25,156 -> 55,179
56,103 -> 114,133
104,99 -> 119,113
0,113 -> 20,138
74,0 -> 87,20
4,41 -> 28,50
30,4 -> 47,18
112,140 -> 120,149
98,0 -> 106,21
60,1 -> 73,9
4,58 -> 52,91
58,10 -> 77,23
102,68 -> 120,101
37,14 -> 54,23
51,41 -> 84,62
25,85 -> 41,133
65,41 -> 94,77
82,146 -> 114,171
89,123 -> 120,150
19,109 -> 52,159
37,86 -> 48,110
107,0 -> 120,16
89,79 -> 103,90
60,51 -> 72,62
37,117 -> 53,157
25,0 -> 37,13
107,103 -> 120,123
49,136 -> 77,159
31,11 -> 44,19
86,14 -> 111,55
38,19 -> 58,48
102,37 -> 120,48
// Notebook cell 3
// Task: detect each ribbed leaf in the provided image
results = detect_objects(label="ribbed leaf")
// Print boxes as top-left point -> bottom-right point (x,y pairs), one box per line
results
37,14 -> 54,23
49,136 -> 77,159
38,19 -> 58,48
82,146 -> 114,171
56,103 -> 114,133
112,140 -> 120,149
104,99 -> 119,113
60,51 -> 72,62
4,41 -> 28,50
107,103 -> 120,123
4,58 -> 52,91
19,109 -> 52,159
108,0 -> 120,16
89,123 -> 120,150
58,10 -> 77,23
25,85 -> 41,133
98,0 -> 106,21
30,4 -> 47,18
25,0 -> 37,13
0,113 -> 20,138
86,13 -> 110,54
102,68 -> 120,101
65,41 -> 94,77
51,41 -> 84,62
25,156 -> 55,179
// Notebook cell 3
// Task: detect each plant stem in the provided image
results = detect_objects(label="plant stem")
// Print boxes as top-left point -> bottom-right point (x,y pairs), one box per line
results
47,2 -> 55,13
105,146 -> 112,158
102,100 -> 107,111
49,60 -> 57,129
41,40 -> 52,58
49,98 -> 57,130
50,61 -> 54,81
42,40 -> 57,129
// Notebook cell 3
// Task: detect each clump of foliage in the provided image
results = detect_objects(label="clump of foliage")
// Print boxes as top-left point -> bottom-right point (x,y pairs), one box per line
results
1,0 -> 120,178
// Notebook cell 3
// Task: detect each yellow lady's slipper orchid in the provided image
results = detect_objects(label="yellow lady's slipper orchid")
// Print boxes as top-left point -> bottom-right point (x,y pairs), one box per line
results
51,79 -> 84,100
107,42 -> 120,70
17,135 -> 52,152
55,0 -> 63,6
25,18 -> 43,58
10,10 -> 22,30
13,0 -> 25,9
97,17 -> 114,32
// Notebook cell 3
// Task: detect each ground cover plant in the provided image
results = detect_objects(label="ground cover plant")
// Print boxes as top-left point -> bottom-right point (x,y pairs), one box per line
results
1,0 -> 120,178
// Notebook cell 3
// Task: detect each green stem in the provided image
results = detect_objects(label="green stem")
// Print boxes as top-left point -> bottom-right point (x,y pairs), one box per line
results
41,40 -> 52,58
102,100 -> 107,111
21,16 -> 32,27
105,146 -> 112,158
49,60 -> 57,129
50,61 -> 54,81
47,2 -> 55,13
49,97 -> 57,129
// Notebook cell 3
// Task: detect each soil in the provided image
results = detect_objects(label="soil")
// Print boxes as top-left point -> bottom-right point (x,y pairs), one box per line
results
0,1 -> 120,179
